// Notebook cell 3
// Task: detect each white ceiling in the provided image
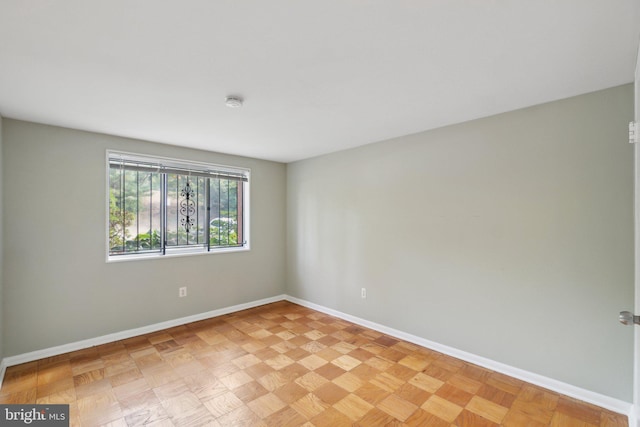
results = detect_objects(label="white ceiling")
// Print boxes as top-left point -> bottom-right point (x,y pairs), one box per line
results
0,1 -> 639,163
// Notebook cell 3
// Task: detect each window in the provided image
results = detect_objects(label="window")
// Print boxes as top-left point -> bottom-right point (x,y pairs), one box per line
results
107,151 -> 249,260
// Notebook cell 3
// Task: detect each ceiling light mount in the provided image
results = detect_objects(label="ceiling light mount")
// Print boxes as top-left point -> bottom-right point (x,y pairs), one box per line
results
225,96 -> 243,108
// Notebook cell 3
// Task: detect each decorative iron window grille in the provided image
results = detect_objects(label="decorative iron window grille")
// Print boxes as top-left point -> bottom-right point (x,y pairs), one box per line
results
107,151 -> 248,258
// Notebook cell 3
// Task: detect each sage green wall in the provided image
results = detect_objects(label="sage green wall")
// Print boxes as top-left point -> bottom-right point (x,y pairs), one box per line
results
286,84 -> 634,400
2,119 -> 286,356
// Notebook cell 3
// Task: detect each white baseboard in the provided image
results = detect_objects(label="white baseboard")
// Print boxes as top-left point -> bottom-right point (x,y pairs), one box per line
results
0,359 -> 6,390
630,404 -> 639,427
284,295 -> 633,418
0,293 -> 633,422
0,294 -> 285,385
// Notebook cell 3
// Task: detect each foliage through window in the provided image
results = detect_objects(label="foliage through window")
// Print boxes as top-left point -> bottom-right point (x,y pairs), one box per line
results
108,151 -> 249,259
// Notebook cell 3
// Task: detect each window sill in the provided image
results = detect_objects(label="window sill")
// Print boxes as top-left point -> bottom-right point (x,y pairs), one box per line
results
106,245 -> 250,263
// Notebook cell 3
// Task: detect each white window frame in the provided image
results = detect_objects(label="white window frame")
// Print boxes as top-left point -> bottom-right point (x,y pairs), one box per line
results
106,150 -> 250,262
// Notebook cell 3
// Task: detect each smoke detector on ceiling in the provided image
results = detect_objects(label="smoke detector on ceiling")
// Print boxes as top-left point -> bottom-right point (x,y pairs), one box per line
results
225,96 -> 243,108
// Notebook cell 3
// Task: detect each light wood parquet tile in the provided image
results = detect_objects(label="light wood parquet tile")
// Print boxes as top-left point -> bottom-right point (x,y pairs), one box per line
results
378,393 -> 418,421
420,394 -> 463,422
0,301 -> 629,426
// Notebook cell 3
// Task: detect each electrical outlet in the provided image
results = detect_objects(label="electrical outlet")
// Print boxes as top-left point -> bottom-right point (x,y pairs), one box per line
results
179,286 -> 187,297
361,288 -> 366,299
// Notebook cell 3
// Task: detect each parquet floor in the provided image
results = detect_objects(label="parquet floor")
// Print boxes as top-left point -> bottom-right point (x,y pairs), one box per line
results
0,301 -> 628,426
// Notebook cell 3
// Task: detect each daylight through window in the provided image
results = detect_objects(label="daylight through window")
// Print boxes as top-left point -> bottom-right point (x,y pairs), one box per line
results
107,151 -> 249,259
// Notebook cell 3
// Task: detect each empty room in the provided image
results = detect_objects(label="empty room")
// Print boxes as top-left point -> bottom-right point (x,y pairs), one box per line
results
0,1 -> 640,426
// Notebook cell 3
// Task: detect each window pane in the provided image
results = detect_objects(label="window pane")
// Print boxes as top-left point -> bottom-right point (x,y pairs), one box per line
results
109,166 -> 161,255
165,174 -> 208,248
209,178 -> 240,247
109,167 -> 126,253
